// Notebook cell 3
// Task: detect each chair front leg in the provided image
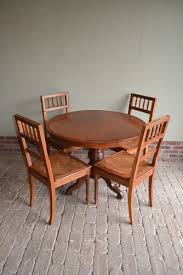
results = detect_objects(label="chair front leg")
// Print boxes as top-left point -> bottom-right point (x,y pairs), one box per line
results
128,186 -> 134,224
149,174 -> 154,207
94,175 -> 99,207
29,174 -> 35,207
49,186 -> 56,225
86,175 -> 90,205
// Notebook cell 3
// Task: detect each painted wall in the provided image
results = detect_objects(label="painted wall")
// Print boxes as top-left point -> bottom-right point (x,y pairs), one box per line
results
0,0 -> 183,139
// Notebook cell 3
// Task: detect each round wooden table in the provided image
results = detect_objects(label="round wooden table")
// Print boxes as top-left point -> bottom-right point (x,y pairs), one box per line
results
47,110 -> 144,199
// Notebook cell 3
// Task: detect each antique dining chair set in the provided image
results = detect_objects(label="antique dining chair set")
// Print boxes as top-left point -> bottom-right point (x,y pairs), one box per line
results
15,92 -> 169,225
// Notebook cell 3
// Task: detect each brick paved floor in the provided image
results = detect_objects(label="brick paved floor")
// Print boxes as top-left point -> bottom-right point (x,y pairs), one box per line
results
0,151 -> 183,275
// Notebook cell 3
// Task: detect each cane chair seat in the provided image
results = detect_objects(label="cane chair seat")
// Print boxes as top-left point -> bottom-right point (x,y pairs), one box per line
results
32,151 -> 89,182
114,136 -> 139,154
95,151 -> 153,180
46,136 -> 80,154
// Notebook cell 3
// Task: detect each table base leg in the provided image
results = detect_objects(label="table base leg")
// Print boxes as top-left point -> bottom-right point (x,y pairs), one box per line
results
88,148 -> 104,165
88,149 -> 122,199
66,178 -> 84,195
104,177 -> 122,200
66,148 -> 123,199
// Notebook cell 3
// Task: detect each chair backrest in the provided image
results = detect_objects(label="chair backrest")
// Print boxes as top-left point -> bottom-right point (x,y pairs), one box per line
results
14,114 -> 54,182
128,93 -> 157,122
41,92 -> 69,123
130,115 -> 170,185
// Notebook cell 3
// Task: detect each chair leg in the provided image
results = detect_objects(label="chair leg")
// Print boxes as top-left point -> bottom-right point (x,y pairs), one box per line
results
128,187 -> 134,224
86,175 -> 89,205
94,175 -> 99,207
47,143 -> 51,155
29,175 -> 35,207
49,187 -> 56,225
149,174 -> 154,207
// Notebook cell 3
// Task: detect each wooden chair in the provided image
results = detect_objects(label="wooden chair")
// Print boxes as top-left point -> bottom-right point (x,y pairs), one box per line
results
15,114 -> 91,225
93,115 -> 170,224
114,93 -> 157,154
41,92 -> 80,154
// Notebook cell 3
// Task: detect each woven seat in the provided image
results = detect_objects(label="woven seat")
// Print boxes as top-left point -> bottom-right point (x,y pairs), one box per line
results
32,151 -> 89,183
113,136 -> 139,154
95,151 -> 153,180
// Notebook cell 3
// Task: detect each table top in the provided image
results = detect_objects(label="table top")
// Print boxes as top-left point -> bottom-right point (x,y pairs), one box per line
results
47,110 -> 145,149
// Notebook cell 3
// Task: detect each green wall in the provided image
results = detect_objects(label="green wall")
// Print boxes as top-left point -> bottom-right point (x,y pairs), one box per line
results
0,0 -> 183,139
